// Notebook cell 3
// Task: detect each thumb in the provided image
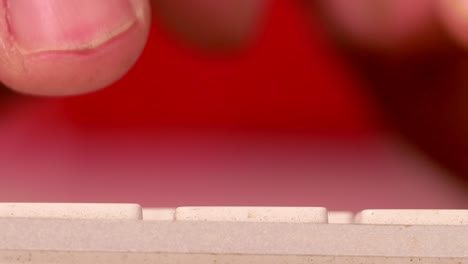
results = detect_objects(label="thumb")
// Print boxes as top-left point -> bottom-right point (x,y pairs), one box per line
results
0,0 -> 151,96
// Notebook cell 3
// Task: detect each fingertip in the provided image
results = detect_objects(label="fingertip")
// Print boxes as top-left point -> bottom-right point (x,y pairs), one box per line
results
153,0 -> 265,51
0,0 -> 151,96
315,0 -> 437,54
438,0 -> 468,51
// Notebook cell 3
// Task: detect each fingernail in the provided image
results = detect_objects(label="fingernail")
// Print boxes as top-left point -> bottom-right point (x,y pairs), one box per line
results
6,0 -> 139,54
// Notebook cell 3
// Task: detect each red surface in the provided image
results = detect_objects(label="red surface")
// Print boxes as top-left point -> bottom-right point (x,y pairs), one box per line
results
62,1 -> 380,136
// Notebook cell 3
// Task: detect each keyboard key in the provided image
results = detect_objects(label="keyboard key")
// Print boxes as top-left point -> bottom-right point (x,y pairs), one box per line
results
355,209 -> 468,225
328,211 -> 353,224
175,207 -> 328,223
0,203 -> 142,220
143,208 -> 175,221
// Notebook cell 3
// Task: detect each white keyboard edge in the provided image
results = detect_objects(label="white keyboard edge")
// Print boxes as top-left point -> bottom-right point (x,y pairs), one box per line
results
1,204 -> 468,263
1,219 -> 467,261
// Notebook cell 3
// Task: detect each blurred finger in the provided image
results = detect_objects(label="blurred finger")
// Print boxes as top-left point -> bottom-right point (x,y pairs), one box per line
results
313,0 -> 443,55
152,0 -> 266,50
311,0 -> 468,181
438,0 -> 468,50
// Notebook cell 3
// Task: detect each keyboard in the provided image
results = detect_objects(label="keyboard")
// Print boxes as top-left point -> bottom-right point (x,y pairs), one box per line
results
1,203 -> 467,263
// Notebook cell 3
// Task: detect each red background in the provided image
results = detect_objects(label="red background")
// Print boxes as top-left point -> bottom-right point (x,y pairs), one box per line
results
62,1 -> 380,135
2,1 -> 466,210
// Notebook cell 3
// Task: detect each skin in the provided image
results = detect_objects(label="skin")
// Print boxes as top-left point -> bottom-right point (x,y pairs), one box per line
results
0,0 -> 465,94
311,0 -> 468,181
1,0 -> 468,180
0,0 -> 151,95
0,0 -> 263,95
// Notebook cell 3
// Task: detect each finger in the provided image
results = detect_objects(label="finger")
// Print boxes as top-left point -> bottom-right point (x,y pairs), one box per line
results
0,0 -> 151,96
438,0 -> 468,50
152,0 -> 266,50
313,0 -> 441,55
312,0 -> 468,181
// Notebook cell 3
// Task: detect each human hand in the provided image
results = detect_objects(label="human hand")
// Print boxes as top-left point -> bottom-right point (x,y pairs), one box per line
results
312,0 -> 468,179
0,0 -> 151,95
0,0 -> 467,206
0,0 -> 263,96
1,0 -> 468,178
